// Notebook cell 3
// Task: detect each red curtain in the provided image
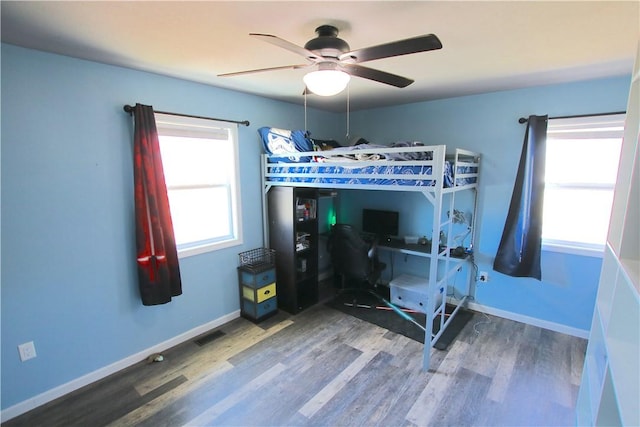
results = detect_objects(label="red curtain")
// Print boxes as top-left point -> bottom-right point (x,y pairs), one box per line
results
133,103 -> 182,305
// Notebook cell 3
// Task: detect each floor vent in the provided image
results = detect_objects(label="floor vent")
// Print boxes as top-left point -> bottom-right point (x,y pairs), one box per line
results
194,330 -> 225,346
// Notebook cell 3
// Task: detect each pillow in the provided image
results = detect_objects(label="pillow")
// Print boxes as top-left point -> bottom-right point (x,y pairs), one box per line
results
258,127 -> 314,162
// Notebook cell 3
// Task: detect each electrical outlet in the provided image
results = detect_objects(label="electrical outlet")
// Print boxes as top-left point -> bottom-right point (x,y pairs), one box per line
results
479,271 -> 489,282
18,341 -> 37,362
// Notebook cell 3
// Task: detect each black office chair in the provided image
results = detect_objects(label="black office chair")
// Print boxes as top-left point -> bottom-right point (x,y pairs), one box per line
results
327,224 -> 386,296
326,224 -> 426,333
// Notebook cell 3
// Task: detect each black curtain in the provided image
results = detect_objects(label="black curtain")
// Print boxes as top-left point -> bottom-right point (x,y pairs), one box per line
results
493,115 -> 548,280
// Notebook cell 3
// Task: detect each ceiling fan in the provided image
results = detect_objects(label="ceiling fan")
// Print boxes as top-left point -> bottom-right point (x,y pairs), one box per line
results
218,25 -> 442,96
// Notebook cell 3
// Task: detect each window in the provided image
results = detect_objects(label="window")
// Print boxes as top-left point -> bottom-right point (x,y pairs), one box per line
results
542,113 -> 625,256
155,113 -> 242,257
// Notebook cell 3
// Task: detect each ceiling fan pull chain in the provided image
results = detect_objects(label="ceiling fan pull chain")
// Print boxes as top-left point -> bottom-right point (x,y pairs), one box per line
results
345,84 -> 350,140
304,88 -> 308,131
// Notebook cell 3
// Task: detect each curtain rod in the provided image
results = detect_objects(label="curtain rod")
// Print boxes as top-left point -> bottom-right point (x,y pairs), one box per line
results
123,104 -> 250,127
518,111 -> 626,124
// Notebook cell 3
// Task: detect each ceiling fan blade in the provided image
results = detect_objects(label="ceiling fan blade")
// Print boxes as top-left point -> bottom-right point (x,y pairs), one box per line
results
250,33 -> 320,61
340,34 -> 442,64
218,64 -> 310,77
341,64 -> 414,88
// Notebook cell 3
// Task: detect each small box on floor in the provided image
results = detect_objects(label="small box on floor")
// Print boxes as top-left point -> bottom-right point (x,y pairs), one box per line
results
389,274 -> 442,313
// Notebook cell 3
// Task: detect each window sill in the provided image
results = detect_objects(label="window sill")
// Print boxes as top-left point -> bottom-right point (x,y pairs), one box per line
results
542,241 -> 604,258
178,238 -> 242,259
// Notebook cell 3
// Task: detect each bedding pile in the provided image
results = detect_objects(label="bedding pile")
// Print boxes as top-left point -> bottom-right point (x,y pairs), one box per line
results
258,126 -> 432,162
258,127 -> 477,188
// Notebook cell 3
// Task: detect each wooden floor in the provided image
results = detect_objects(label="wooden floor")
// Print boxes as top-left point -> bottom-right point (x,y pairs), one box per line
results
4,302 -> 587,427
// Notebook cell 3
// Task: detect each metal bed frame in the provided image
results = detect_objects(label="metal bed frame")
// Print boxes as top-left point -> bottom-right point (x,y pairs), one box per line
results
261,144 -> 480,370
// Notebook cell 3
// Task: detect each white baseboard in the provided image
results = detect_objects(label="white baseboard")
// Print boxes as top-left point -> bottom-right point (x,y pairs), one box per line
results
457,299 -> 589,339
1,310 -> 240,422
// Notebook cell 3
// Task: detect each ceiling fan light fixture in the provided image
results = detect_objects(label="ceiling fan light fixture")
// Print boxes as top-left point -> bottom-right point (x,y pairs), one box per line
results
303,69 -> 350,96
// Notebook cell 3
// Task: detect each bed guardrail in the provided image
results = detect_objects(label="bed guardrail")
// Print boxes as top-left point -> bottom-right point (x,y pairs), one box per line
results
263,145 -> 480,192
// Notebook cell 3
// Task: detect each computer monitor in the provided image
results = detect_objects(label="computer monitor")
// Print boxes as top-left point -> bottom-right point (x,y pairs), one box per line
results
362,208 -> 399,238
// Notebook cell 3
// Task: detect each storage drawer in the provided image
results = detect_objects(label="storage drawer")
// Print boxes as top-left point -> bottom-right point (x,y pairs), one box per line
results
242,282 -> 276,303
389,274 -> 442,313
242,297 -> 278,320
239,268 -> 276,288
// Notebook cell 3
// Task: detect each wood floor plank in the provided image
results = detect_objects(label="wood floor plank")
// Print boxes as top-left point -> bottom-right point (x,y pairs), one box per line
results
298,349 -> 378,419
373,367 -> 432,427
356,358 -> 430,427
483,320 -> 522,403
405,339 -> 471,425
201,340 -> 363,427
110,318 -> 294,426
105,361 -> 234,427
134,318 -> 292,396
485,344 -> 519,404
307,351 -> 397,426
264,343 -> 364,426
570,335 -> 588,386
180,362 -> 288,426
228,306 -> 347,366
428,367 -> 492,427
459,312 -> 513,378
389,336 -> 444,372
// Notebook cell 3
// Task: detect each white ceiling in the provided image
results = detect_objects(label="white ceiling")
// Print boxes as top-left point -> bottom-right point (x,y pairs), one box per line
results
1,1 -> 638,112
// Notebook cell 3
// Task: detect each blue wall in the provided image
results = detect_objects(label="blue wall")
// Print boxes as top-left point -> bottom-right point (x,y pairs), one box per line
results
345,76 -> 631,331
1,42 -> 631,414
0,44 -> 340,411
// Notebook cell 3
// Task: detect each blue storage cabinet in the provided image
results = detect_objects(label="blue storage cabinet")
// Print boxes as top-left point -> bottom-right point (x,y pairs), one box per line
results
238,249 -> 278,322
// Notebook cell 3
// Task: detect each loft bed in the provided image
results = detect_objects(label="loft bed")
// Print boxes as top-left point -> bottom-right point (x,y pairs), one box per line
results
260,129 -> 480,371
263,145 -> 478,192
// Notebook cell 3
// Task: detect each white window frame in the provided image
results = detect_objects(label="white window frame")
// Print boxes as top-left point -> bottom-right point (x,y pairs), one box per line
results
542,113 -> 625,258
155,113 -> 243,258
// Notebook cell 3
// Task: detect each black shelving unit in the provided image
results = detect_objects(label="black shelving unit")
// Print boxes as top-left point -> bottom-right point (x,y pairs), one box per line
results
267,187 -> 319,314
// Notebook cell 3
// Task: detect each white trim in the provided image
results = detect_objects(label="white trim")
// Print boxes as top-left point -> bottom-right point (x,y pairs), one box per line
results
156,114 -> 243,259
178,238 -> 243,259
458,299 -> 589,339
543,116 -> 623,252
542,241 -> 604,258
1,310 -> 240,423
